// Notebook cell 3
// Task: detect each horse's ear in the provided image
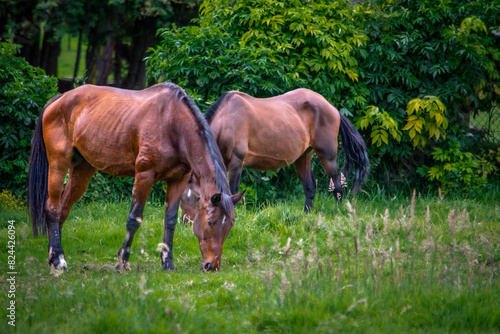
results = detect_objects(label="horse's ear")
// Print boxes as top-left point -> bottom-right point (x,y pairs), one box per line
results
231,190 -> 246,205
210,193 -> 222,206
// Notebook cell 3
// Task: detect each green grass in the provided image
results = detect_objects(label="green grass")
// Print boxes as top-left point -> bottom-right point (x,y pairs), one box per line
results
1,191 -> 499,333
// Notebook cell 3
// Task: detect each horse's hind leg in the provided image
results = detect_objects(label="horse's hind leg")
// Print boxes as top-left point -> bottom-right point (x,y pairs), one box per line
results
60,157 -> 97,225
117,170 -> 155,269
46,155 -> 72,269
294,149 -> 316,212
315,144 -> 343,202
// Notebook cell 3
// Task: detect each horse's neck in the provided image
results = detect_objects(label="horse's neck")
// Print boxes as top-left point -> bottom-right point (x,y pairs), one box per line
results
183,133 -> 220,200
193,165 -> 221,202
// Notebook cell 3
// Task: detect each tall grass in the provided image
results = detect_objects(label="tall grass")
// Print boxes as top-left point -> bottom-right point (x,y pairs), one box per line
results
1,191 -> 499,333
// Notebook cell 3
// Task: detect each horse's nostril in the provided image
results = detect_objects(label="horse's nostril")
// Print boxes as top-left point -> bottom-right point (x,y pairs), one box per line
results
204,262 -> 213,271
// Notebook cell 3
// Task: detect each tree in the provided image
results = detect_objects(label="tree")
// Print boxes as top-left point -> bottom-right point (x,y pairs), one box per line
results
148,0 -> 499,192
0,0 -> 201,90
147,0 -> 369,110
355,0 -> 500,178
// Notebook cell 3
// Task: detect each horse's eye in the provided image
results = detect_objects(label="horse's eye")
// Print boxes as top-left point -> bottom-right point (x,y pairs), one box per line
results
207,221 -> 212,227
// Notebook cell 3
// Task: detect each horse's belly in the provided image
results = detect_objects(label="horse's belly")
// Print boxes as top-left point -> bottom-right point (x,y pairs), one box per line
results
243,130 -> 308,170
81,146 -> 136,176
73,130 -> 137,176
243,150 -> 301,170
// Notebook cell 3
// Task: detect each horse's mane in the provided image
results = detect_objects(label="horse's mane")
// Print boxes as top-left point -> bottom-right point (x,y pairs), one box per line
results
156,83 -> 233,210
205,92 -> 233,124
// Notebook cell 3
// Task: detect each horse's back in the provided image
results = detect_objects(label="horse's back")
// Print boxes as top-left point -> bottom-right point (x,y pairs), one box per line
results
210,89 -> 339,170
212,88 -> 339,131
42,84 -> 181,176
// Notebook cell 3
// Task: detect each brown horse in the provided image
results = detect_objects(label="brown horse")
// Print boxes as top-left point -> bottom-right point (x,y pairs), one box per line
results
181,88 -> 369,219
28,83 -> 244,272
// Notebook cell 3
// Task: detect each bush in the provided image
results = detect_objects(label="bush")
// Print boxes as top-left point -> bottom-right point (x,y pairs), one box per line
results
0,42 -> 58,196
147,0 -> 368,110
417,140 -> 496,194
358,0 -> 500,180
147,0 -> 499,196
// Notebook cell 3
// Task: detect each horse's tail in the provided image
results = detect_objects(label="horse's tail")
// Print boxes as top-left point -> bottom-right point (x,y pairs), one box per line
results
28,94 -> 62,237
338,114 -> 370,194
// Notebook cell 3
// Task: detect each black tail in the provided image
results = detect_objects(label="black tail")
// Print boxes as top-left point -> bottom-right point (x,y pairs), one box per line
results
338,114 -> 370,193
28,95 -> 62,237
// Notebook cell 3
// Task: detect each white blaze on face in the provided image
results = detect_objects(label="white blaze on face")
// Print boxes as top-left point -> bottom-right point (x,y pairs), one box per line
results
222,215 -> 226,225
187,189 -> 192,198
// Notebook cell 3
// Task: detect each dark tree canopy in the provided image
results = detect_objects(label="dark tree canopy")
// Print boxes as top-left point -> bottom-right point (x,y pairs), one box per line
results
0,0 -> 201,90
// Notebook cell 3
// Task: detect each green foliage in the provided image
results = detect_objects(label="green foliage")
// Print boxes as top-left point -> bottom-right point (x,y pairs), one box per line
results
355,0 -> 500,184
478,146 -> 500,172
0,42 -> 58,195
0,189 -> 25,211
148,24 -> 301,105
362,0 -> 499,115
80,172 -> 166,204
355,105 -> 401,147
147,0 -> 369,110
417,141 -> 495,194
402,96 -> 448,150
146,0 -> 500,193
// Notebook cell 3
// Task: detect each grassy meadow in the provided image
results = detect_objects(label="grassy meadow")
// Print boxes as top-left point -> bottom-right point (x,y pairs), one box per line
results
1,188 -> 499,333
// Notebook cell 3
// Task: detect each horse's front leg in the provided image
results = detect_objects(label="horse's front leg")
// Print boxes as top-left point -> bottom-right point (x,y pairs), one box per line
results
162,175 -> 191,271
117,171 -> 154,269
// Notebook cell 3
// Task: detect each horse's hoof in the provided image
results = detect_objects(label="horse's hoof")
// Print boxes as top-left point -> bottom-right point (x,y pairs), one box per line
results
116,262 -> 130,272
163,262 -> 177,271
49,254 -> 68,271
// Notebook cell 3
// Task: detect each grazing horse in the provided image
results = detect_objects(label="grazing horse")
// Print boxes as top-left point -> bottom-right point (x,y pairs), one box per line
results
181,88 -> 369,219
28,83 -> 244,272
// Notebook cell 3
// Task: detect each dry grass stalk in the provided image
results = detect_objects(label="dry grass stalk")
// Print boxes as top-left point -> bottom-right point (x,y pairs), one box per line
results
448,209 -> 457,234
381,208 -> 390,234
409,188 -> 416,228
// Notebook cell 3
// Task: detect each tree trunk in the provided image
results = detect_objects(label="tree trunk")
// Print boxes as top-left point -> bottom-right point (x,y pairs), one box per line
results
40,30 -> 60,76
73,29 -> 83,84
122,18 -> 157,90
85,26 -> 101,85
96,36 -> 115,86
113,41 -> 128,86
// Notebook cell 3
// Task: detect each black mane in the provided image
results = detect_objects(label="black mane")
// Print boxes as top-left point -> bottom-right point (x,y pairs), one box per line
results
158,83 -> 232,207
205,92 -> 233,124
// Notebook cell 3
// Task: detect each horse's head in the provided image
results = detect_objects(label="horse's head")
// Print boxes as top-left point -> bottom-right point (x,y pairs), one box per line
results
192,191 -> 245,272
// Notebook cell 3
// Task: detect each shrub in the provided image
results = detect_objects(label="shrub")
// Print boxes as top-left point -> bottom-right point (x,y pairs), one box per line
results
147,0 -> 368,110
417,140 -> 495,194
359,0 -> 499,173
0,42 -> 58,196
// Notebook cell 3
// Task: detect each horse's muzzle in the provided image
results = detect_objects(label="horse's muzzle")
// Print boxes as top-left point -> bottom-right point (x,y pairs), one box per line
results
203,262 -> 214,271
